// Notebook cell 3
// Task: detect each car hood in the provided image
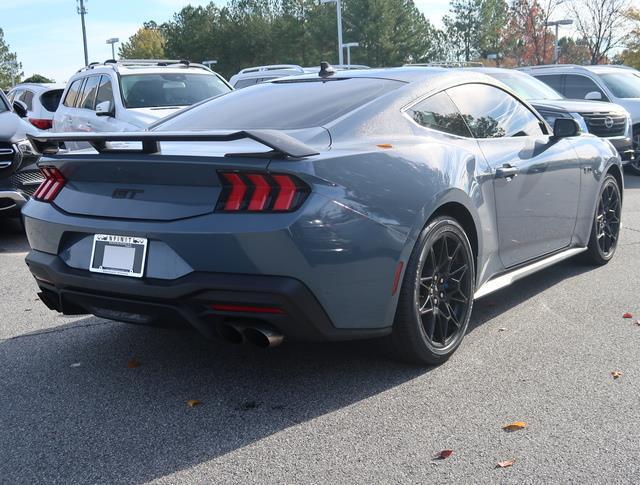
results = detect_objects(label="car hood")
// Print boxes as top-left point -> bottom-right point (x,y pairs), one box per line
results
529,98 -> 627,114
0,110 -> 38,143
127,107 -> 184,127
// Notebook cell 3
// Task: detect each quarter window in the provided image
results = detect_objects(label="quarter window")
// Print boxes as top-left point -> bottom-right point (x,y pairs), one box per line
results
79,76 -> 100,110
407,92 -> 472,137
563,75 -> 606,100
447,84 -> 544,138
95,75 -> 114,107
63,79 -> 84,107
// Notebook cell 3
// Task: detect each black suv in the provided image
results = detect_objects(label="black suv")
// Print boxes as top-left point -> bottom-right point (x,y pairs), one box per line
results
0,90 -> 42,217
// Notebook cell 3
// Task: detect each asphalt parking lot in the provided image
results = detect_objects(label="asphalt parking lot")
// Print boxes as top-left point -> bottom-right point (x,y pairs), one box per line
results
1,177 -> 640,484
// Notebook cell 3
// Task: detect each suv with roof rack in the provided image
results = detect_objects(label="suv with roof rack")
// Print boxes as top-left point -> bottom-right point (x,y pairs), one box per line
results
229,63 -> 369,89
53,59 -> 232,150
520,64 -> 640,173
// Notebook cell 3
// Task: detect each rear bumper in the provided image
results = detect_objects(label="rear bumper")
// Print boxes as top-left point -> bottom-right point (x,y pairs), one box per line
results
25,249 -> 391,342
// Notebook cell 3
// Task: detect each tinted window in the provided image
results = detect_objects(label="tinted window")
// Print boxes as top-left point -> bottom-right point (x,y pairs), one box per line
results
63,79 -> 84,107
535,74 -> 564,93
155,78 -> 403,131
40,89 -> 63,112
20,90 -> 34,110
95,75 -> 114,107
0,91 -> 9,113
80,76 -> 100,110
407,91 -> 472,137
447,83 -> 543,138
7,90 -> 18,103
490,73 -> 563,101
564,75 -> 605,100
121,73 -> 231,108
599,72 -> 640,98
233,78 -> 257,89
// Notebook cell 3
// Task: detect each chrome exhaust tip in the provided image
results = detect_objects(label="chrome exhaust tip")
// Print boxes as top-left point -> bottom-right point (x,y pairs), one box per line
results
243,326 -> 284,348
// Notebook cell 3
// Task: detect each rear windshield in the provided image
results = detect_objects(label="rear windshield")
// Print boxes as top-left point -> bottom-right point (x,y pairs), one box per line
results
599,72 -> 640,99
154,77 -> 403,130
40,89 -> 64,112
120,73 -> 231,109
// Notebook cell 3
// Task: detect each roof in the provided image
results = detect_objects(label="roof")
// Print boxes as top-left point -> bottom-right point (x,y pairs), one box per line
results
520,64 -> 639,75
73,59 -> 219,76
10,82 -> 66,91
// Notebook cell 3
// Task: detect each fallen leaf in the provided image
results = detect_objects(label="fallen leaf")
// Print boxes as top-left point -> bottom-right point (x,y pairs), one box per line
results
70,362 -> 81,368
611,370 -> 623,379
187,399 -> 202,408
127,358 -> 140,369
434,449 -> 454,459
496,459 -> 515,468
502,421 -> 527,431
623,312 -> 633,319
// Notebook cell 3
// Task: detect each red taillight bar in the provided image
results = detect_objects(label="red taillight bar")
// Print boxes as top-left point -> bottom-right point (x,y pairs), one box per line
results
29,118 -> 53,130
217,171 -> 309,212
33,166 -> 66,202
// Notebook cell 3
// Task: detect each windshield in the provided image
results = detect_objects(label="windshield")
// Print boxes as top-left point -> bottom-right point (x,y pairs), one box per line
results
154,77 -> 403,130
599,72 -> 640,98
120,72 -> 231,109
490,73 -> 563,100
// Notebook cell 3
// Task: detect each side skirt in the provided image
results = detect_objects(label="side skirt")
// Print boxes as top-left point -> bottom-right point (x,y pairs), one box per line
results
474,247 -> 587,300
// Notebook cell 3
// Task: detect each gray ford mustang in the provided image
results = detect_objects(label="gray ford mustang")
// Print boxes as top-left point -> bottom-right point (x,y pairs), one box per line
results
24,66 -> 622,365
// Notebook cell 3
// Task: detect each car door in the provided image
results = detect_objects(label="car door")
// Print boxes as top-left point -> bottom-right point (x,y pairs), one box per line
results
75,75 -> 100,132
563,74 -> 609,102
447,83 -> 581,268
89,75 -> 118,132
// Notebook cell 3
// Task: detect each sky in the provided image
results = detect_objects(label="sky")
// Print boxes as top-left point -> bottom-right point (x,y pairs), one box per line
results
0,0 -> 579,84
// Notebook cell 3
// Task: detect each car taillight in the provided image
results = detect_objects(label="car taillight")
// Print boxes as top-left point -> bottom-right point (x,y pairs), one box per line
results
29,118 -> 53,130
217,171 -> 310,212
33,166 -> 66,202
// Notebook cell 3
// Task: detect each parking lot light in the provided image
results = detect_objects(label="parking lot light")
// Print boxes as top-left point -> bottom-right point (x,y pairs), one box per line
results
545,19 -> 574,64
320,0 -> 344,65
106,38 -> 119,60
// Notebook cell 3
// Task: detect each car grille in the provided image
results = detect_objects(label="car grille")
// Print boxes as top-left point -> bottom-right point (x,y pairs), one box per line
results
0,142 -> 15,170
10,169 -> 44,197
579,112 -> 627,137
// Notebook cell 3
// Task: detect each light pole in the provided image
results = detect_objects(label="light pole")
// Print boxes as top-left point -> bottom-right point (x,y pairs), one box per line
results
77,0 -> 89,66
202,60 -> 218,70
106,38 -> 119,60
545,19 -> 573,64
320,0 -> 344,65
343,42 -> 359,67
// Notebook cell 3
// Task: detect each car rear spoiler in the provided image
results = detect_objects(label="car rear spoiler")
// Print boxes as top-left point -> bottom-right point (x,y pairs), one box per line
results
27,130 -> 320,159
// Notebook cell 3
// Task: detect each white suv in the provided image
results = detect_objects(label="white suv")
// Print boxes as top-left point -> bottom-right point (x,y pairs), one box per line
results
53,60 -> 232,148
7,83 -> 65,130
520,64 -> 640,173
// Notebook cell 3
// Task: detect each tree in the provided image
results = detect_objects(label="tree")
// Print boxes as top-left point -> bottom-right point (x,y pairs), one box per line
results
557,37 -> 589,65
502,0 -> 559,66
21,74 -> 54,83
119,23 -> 166,59
443,0 -> 483,61
570,0 -> 630,65
616,7 -> 640,68
479,0 -> 509,63
0,28 -> 22,89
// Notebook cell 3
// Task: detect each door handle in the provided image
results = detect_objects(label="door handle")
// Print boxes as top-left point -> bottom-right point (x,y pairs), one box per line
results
495,164 -> 518,179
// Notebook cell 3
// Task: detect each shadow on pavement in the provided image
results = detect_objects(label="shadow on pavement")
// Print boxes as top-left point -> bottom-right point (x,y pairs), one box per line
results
0,217 -> 28,254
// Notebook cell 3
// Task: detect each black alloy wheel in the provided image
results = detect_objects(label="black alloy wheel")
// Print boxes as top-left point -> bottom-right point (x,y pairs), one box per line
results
585,174 -> 622,265
392,216 -> 475,365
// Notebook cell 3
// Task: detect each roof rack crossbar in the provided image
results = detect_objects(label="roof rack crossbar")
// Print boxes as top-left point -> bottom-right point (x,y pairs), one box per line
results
27,130 -> 319,159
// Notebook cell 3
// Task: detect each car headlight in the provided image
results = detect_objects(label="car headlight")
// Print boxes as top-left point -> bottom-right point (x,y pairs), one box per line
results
16,138 -> 38,157
536,109 -> 587,134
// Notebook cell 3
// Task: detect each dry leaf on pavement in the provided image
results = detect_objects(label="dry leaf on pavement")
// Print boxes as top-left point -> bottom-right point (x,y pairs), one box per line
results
434,449 -> 454,459
187,399 -> 202,408
502,421 -> 527,431
496,459 -> 515,468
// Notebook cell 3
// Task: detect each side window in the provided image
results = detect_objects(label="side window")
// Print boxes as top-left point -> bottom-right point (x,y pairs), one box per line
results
536,74 -> 564,93
564,75 -> 606,100
95,75 -> 114,107
20,90 -> 34,111
7,90 -> 18,103
406,91 -> 472,137
63,79 -> 84,107
447,83 -> 544,138
79,76 -> 100,110
233,78 -> 257,89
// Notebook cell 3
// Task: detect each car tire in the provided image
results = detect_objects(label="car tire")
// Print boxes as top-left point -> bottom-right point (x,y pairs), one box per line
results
584,174 -> 622,266
391,216 -> 475,365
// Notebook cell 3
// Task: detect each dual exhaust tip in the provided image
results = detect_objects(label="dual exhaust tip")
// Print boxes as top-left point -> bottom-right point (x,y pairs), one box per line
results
216,321 -> 284,348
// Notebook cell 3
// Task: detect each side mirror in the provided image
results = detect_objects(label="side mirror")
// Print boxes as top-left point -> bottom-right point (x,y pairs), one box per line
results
553,118 -> 580,138
95,100 -> 115,117
585,91 -> 602,101
12,100 -> 27,118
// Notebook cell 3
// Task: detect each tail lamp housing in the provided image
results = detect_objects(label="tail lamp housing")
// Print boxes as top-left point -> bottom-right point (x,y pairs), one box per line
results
217,171 -> 310,212
33,166 -> 66,202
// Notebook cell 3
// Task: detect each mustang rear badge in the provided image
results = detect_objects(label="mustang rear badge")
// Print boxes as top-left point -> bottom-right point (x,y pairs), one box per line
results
112,188 -> 144,199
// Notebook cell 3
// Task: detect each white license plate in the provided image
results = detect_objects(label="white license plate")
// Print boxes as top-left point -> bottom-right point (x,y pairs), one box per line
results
89,234 -> 148,278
